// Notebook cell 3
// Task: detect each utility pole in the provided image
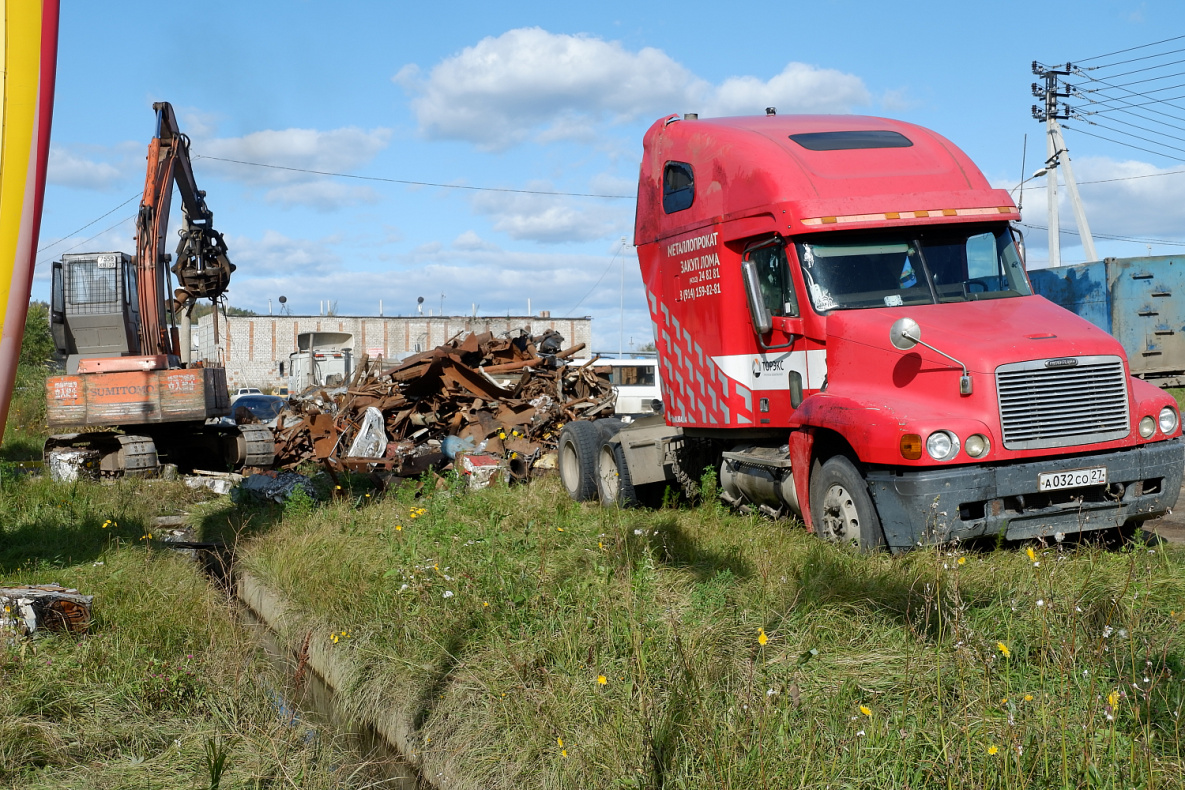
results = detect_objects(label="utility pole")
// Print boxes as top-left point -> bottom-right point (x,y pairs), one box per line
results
1032,62 -> 1097,266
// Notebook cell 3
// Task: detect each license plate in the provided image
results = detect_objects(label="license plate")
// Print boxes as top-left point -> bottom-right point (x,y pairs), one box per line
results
1038,466 -> 1107,492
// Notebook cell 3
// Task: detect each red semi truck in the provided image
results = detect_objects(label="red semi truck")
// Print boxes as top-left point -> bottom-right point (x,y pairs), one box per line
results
558,112 -> 1184,550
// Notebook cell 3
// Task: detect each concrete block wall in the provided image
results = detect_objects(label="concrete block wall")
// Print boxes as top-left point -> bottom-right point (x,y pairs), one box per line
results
195,313 -> 593,392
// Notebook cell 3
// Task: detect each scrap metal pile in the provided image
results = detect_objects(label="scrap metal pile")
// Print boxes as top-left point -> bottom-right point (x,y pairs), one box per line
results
271,330 -> 614,482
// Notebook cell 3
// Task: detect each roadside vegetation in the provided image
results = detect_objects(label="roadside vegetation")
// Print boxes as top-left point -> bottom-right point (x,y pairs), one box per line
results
0,475 -> 384,789
2,303 -> 54,463
3,310 -> 1184,787
236,472 -> 1185,789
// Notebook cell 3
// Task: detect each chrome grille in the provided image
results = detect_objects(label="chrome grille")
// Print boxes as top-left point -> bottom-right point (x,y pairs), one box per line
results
995,356 -> 1130,450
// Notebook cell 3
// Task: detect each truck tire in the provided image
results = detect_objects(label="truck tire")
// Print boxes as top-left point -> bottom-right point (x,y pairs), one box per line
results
597,441 -> 639,508
559,421 -> 600,501
809,456 -> 886,551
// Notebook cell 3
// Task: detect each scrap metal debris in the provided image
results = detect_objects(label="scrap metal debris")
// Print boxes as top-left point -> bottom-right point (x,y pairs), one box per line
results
271,329 -> 614,485
1,584 -> 93,638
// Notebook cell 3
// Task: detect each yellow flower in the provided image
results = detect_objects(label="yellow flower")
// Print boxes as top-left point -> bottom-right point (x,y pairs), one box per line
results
988,745 -> 999,756
598,541 -> 604,549
557,527 -> 564,532
395,525 -> 402,531
957,556 -> 966,566
1026,547 -> 1036,562
483,601 -> 489,607
499,432 -> 507,440
859,705 -> 872,717
1001,697 -> 1008,704
1024,694 -> 1034,702
1108,690 -> 1119,708
557,737 -> 564,748
561,749 -> 568,758
997,642 -> 1011,659
758,628 -> 768,646
597,675 -> 607,685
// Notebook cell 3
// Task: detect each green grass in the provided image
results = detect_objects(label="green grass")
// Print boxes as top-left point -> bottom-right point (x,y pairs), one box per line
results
239,473 -> 1185,789
0,475 -> 377,789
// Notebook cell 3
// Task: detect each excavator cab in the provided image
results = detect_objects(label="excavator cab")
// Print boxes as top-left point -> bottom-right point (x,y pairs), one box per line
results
50,252 -> 143,373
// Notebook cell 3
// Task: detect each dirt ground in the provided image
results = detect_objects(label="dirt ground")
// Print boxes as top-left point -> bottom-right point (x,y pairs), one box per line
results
1143,483 -> 1185,544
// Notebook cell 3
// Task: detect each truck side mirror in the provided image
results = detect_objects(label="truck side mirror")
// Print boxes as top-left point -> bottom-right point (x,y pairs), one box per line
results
741,259 -> 773,335
1011,225 -> 1027,268
890,317 -> 921,350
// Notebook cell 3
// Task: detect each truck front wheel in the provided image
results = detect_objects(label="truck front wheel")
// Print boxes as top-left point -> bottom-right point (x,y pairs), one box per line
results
810,456 -> 886,551
559,421 -> 600,501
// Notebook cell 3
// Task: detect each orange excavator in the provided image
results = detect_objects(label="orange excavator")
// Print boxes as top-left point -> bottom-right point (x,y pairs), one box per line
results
43,102 -> 274,476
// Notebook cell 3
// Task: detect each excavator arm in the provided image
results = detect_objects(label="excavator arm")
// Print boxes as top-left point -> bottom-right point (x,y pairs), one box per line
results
135,101 -> 234,358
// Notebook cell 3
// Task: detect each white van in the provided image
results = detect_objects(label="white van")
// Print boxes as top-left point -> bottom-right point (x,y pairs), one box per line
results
593,358 -> 662,417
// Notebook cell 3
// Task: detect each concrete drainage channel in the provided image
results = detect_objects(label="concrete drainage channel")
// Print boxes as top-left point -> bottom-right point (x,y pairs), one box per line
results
157,515 -> 441,789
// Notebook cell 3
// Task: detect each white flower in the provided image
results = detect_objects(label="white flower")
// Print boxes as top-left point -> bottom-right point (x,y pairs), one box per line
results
1083,669 -> 1090,677
856,730 -> 866,737
442,590 -> 454,599
1103,626 -> 1113,638
1118,629 -> 1128,638
634,529 -> 644,535
766,688 -> 777,696
1055,532 -> 1065,542
399,584 -> 409,591
1037,599 -> 1045,607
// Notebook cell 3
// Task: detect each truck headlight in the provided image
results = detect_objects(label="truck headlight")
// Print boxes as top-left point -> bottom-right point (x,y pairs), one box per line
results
964,433 -> 990,458
1139,416 -> 1156,438
926,430 -> 959,461
1159,406 -> 1179,435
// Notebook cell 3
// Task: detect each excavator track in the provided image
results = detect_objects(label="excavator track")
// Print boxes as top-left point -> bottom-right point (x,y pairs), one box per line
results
44,432 -> 159,480
230,424 -> 276,469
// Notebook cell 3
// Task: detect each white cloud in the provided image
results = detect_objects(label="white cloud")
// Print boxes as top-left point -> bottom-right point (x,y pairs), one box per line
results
705,63 -> 870,117
47,147 -> 127,190
994,155 -> 1185,263
470,184 -> 633,243
198,127 -> 393,186
452,230 -> 499,251
263,180 -> 382,211
223,230 -> 342,276
396,27 -> 869,150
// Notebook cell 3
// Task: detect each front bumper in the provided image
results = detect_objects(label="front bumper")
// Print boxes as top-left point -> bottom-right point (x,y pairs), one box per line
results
866,438 -> 1184,548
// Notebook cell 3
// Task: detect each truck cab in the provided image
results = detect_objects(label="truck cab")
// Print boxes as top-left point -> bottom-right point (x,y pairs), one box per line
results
563,113 -> 1183,550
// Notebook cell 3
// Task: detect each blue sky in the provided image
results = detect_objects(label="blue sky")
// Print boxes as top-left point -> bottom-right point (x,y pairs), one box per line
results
37,0 -> 1185,351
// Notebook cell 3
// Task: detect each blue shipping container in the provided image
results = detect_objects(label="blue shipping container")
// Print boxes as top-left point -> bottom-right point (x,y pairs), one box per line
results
1029,255 -> 1185,386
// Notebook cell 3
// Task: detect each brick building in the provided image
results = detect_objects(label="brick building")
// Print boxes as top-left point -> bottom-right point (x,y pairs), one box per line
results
194,312 -> 593,391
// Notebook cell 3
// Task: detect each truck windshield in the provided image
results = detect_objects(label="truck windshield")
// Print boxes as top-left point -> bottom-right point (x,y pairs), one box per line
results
795,225 -> 1030,312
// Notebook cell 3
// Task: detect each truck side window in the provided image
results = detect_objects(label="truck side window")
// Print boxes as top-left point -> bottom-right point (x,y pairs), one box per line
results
663,162 -> 694,213
745,242 -> 799,317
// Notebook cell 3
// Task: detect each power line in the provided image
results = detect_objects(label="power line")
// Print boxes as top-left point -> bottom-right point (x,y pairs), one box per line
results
1085,60 -> 1185,85
565,246 -> 625,317
191,154 -> 635,200
37,193 -> 140,253
1012,166 -> 1185,192
1019,221 -> 1185,248
35,214 -> 136,269
1078,113 -> 1185,148
1061,121 -> 1185,163
1074,35 -> 1185,66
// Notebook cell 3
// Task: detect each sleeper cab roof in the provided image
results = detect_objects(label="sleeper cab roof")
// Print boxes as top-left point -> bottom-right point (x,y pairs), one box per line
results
635,114 -> 1018,245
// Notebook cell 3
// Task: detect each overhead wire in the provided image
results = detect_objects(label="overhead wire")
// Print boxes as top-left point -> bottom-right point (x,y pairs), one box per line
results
565,244 -> 627,317
1061,121 -> 1185,163
37,192 -> 140,253
34,213 -> 137,270
1073,35 -> 1185,66
191,154 -> 635,199
1019,221 -> 1185,248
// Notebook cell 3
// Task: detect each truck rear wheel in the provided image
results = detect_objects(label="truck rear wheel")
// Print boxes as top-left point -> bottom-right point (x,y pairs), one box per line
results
597,441 -> 639,507
810,456 -> 886,551
559,421 -> 600,501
